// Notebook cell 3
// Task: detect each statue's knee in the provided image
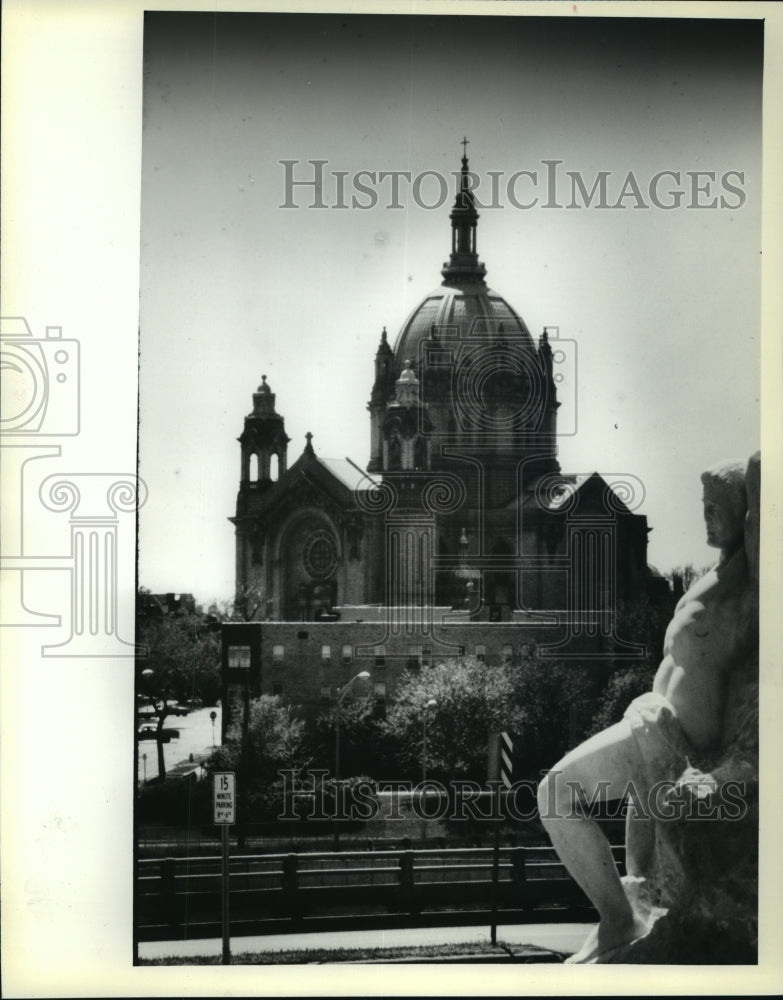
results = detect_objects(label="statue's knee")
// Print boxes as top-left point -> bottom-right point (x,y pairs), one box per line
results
538,770 -> 562,821
537,773 -> 550,819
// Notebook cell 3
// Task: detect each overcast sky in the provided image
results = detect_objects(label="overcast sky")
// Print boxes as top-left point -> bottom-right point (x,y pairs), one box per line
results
138,12 -> 762,606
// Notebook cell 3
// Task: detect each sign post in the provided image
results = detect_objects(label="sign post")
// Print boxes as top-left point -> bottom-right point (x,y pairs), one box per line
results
488,732 -> 514,946
214,771 -> 236,964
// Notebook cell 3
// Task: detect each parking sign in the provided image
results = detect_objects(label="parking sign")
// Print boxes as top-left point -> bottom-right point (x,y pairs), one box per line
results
213,772 -> 236,824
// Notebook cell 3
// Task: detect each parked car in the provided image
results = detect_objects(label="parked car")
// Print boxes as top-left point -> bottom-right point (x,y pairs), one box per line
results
137,726 -> 180,743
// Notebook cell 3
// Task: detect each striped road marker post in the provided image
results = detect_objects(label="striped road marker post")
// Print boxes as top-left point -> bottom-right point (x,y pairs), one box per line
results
489,731 -> 514,945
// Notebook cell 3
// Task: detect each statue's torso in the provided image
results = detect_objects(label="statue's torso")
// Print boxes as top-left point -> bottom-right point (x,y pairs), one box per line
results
653,551 -> 748,752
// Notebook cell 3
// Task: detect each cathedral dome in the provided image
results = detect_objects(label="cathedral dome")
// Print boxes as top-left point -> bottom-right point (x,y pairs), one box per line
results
392,282 -> 536,374
392,143 -> 536,372
367,143 -> 559,482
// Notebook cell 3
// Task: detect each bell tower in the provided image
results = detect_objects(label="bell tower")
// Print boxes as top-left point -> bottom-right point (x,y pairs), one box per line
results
381,358 -> 432,474
238,375 -> 290,488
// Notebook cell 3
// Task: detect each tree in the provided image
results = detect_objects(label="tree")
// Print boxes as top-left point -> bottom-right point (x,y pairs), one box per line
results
587,662 -> 657,736
615,595 -> 671,660
382,657 -> 521,784
666,563 -> 712,599
310,689 -> 382,778
136,589 -> 221,780
208,695 -> 309,822
579,595 -> 672,738
228,569 -> 267,622
510,643 -> 602,779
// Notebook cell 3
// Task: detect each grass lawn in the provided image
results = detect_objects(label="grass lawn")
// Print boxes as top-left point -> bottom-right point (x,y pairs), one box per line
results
139,940 -> 567,965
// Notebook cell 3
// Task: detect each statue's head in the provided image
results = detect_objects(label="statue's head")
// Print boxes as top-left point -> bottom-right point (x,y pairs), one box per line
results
700,460 -> 747,555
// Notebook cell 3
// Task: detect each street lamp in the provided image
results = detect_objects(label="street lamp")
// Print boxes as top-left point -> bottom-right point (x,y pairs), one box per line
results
420,699 -> 437,841
333,670 -> 370,849
422,699 -> 437,785
210,709 -> 217,746
136,667 -> 155,785
335,671 -> 371,784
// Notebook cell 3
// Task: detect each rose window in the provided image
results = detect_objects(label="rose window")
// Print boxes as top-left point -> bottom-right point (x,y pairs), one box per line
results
304,530 -> 338,579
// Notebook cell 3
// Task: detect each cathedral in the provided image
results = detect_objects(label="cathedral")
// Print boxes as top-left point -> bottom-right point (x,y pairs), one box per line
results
223,148 -> 664,718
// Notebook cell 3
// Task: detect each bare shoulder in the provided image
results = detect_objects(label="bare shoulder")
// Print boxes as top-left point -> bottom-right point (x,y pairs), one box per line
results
675,550 -> 748,615
674,566 -> 718,614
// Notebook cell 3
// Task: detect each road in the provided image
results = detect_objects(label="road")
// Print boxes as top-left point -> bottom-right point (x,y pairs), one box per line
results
138,704 -> 221,783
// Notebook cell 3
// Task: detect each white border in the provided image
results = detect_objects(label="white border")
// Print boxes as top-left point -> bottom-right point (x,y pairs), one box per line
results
1,1 -> 781,996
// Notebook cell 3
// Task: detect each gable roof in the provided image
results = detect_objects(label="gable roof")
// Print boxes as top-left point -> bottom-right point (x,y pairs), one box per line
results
548,471 -> 637,516
244,445 -> 373,522
319,457 -> 377,493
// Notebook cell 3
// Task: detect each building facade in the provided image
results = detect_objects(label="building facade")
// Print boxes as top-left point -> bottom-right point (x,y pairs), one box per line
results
223,148 -> 666,728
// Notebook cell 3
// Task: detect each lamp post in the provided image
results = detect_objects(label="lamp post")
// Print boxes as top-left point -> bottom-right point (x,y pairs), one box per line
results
136,666 -> 154,788
422,699 -> 437,785
138,667 -> 164,781
333,670 -> 370,849
210,709 -> 217,746
133,664 -> 154,967
421,699 -> 437,841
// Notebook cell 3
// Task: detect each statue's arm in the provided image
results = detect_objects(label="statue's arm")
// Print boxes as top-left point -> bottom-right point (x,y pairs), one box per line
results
666,670 -> 758,804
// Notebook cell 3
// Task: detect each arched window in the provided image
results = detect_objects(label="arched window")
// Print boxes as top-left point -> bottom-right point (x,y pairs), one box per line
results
389,437 -> 402,471
270,453 -> 279,482
249,453 -> 259,482
413,437 -> 426,471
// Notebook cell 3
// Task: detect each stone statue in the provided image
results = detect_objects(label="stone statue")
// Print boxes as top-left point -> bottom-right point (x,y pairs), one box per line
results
538,453 -> 760,963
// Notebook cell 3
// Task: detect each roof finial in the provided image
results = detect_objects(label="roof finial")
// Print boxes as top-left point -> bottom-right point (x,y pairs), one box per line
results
305,431 -> 314,453
441,139 -> 486,286
381,326 -> 387,343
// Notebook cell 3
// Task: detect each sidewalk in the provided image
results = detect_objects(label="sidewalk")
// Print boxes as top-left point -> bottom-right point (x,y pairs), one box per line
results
139,921 -> 592,962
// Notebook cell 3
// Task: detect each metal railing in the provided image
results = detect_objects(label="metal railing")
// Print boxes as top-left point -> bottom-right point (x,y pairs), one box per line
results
136,844 -> 625,941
